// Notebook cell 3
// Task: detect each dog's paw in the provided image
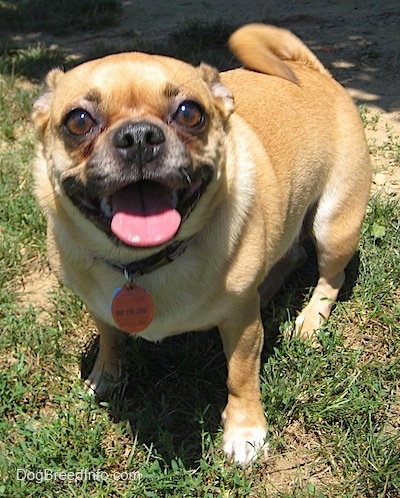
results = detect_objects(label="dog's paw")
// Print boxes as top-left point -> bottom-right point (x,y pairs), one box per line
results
295,308 -> 325,339
84,361 -> 122,398
295,274 -> 344,339
85,368 -> 105,396
295,294 -> 333,340
223,426 -> 268,465
84,369 -> 111,398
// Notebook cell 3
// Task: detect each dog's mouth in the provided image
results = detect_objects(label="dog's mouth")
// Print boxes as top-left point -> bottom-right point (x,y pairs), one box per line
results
63,166 -> 213,248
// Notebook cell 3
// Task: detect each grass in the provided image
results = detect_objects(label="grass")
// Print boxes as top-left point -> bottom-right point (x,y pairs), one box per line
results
0,43 -> 67,83
0,13 -> 399,498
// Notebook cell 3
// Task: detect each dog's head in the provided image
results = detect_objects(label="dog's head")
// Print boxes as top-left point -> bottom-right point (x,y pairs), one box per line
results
33,53 -> 234,250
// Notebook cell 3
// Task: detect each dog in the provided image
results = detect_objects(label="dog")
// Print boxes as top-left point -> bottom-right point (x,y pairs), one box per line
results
32,24 -> 371,465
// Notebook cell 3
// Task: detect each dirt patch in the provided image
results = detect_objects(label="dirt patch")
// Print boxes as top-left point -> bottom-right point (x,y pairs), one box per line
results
17,264 -> 58,322
265,421 -> 338,493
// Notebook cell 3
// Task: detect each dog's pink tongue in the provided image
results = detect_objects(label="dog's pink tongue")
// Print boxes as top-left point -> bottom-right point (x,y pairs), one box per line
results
111,183 -> 181,247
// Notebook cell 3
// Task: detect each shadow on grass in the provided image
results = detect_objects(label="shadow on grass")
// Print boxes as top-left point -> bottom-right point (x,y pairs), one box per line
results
81,329 -> 228,467
0,0 -> 122,82
80,242 -> 361,468
0,0 -> 235,82
0,0 -> 121,34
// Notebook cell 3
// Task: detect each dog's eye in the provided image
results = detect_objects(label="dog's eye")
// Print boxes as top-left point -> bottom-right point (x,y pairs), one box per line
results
173,101 -> 205,129
64,109 -> 96,136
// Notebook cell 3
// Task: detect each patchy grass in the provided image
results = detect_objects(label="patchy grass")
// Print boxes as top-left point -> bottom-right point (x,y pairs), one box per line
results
0,21 -> 399,498
0,0 -> 121,81
0,43 -> 67,83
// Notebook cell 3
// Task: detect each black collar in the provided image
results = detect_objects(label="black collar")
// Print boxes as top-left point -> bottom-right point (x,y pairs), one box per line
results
103,239 -> 189,281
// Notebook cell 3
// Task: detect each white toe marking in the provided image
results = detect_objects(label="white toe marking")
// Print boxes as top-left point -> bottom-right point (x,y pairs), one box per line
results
223,427 -> 268,465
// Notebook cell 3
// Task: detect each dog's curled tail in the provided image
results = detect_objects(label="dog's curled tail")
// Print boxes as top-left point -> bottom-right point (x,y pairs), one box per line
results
228,24 -> 331,84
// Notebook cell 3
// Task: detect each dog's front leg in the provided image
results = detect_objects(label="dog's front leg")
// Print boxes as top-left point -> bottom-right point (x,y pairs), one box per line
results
219,296 -> 267,465
85,315 -> 126,398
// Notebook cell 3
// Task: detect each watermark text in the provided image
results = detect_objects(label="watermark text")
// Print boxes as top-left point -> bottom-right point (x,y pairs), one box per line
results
16,468 -> 142,484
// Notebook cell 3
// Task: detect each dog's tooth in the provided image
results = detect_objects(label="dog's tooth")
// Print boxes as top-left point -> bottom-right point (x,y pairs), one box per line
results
100,197 -> 112,218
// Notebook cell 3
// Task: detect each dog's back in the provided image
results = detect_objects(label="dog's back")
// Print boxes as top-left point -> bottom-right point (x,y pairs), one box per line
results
222,24 -> 370,195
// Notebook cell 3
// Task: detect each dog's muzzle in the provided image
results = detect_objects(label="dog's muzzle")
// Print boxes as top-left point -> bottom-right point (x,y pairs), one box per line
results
62,120 -> 213,249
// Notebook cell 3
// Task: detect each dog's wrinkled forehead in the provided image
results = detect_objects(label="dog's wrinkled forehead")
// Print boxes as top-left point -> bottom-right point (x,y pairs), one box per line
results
51,53 -> 215,119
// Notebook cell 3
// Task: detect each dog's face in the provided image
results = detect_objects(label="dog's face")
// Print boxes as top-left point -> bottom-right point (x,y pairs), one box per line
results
33,53 -> 234,249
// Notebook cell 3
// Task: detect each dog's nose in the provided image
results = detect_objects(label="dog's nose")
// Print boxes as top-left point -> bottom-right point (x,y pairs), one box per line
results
113,122 -> 165,164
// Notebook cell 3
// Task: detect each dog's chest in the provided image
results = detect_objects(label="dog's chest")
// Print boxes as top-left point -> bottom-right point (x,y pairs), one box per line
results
66,250 -> 229,341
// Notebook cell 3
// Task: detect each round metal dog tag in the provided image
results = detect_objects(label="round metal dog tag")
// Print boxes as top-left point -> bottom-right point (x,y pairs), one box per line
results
111,284 -> 154,333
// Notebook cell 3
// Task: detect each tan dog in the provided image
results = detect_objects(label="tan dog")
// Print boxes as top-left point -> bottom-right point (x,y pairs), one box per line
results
33,24 -> 371,464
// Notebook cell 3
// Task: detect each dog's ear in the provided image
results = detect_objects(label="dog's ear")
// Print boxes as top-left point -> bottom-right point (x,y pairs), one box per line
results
198,64 -> 234,120
32,68 -> 64,134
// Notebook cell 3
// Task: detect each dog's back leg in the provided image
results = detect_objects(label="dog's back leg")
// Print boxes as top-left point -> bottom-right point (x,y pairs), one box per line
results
295,170 -> 370,338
